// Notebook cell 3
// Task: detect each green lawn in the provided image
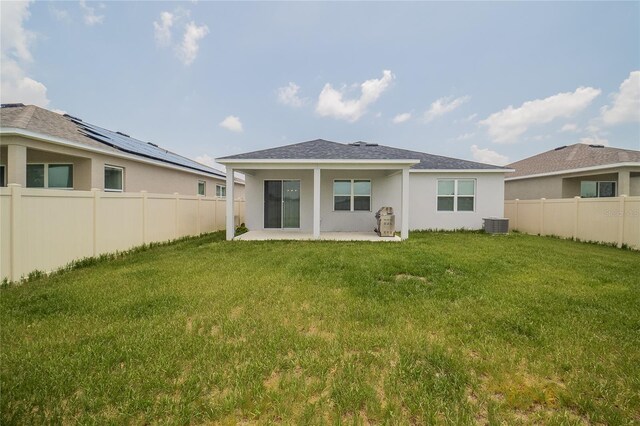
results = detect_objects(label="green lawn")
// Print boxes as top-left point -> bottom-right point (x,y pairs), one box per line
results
1,232 -> 639,424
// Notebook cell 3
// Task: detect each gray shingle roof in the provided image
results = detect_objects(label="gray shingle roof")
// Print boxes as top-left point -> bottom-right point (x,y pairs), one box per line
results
218,139 -> 506,170
1,104 -> 226,178
507,143 -> 640,178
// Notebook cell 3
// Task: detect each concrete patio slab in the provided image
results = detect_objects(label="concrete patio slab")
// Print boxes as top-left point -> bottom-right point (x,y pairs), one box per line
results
234,230 -> 401,242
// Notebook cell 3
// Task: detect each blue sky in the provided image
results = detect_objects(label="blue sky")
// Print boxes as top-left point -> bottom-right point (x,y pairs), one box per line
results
2,1 -> 639,169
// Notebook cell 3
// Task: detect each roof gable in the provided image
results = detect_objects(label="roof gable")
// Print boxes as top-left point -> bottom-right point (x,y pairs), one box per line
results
218,139 -> 506,170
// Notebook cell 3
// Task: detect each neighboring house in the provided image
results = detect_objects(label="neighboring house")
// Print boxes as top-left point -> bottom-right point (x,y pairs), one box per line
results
0,104 -> 244,198
216,139 -> 510,240
505,143 -> 640,200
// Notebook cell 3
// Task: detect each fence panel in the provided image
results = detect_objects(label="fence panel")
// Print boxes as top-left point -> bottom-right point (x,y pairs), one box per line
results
0,185 -> 245,281
504,196 -> 639,249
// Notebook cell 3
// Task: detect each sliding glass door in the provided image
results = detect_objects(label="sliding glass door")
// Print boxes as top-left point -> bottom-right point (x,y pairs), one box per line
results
264,180 -> 300,229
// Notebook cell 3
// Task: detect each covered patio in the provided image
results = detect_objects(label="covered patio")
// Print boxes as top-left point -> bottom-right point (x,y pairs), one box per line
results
234,230 -> 401,242
221,163 -> 415,241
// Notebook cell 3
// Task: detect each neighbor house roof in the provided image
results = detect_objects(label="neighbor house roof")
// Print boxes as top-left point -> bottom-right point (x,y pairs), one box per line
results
218,139 -> 507,170
0,104 -> 226,178
507,143 -> 640,179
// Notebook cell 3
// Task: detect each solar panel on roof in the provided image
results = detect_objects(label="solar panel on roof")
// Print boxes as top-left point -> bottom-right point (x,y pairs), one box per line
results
67,118 -> 225,178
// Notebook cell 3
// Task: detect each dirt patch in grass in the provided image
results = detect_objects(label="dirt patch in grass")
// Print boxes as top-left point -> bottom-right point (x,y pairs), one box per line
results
263,370 -> 281,391
395,273 -> 429,283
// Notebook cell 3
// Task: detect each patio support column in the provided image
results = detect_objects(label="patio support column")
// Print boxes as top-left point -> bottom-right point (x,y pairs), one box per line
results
226,167 -> 235,241
401,167 -> 409,240
313,167 -> 321,239
7,144 -> 27,186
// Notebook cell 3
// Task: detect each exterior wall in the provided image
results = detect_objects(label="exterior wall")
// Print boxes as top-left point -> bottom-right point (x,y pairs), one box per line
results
243,168 -> 505,232
505,175 -> 563,200
409,172 -> 505,230
0,186 -> 246,281
320,170 -> 402,232
505,166 -> 640,200
504,196 -> 639,249
244,169 -> 315,232
244,169 -> 404,233
0,135 -> 244,197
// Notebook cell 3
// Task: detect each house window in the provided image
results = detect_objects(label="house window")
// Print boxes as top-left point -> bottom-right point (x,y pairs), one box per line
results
216,184 -> 226,198
0,165 -> 5,187
333,179 -> 371,211
26,164 -> 73,189
437,179 -> 475,212
580,181 -> 616,198
104,165 -> 124,192
198,180 -> 206,196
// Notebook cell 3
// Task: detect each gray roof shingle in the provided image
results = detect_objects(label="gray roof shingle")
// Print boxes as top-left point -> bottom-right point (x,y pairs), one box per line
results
507,143 -> 640,178
218,139 -> 506,170
1,104 -> 226,178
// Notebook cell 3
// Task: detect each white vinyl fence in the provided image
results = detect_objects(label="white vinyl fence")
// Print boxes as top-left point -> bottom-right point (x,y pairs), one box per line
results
504,196 -> 640,249
0,184 -> 246,281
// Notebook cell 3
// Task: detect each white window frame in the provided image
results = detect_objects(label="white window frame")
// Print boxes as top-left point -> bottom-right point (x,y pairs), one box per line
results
197,180 -> 206,196
26,163 -> 74,189
580,180 -> 617,198
216,184 -> 226,198
104,165 -> 124,192
437,179 -> 476,212
332,179 -> 372,212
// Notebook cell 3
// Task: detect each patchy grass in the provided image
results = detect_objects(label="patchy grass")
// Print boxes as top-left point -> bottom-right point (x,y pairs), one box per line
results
1,231 -> 639,424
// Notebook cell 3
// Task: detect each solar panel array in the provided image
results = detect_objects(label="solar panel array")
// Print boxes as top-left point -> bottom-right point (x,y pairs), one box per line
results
66,116 -> 225,178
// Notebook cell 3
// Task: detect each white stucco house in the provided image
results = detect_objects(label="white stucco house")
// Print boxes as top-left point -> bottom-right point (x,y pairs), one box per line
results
217,139 -> 511,240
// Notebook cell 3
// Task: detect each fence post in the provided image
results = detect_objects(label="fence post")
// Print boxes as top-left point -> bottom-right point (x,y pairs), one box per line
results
91,188 -> 100,257
174,193 -> 179,239
573,196 -> 580,241
617,195 -> 626,248
141,191 -> 147,244
8,184 -> 22,282
514,199 -> 519,230
539,198 -> 545,235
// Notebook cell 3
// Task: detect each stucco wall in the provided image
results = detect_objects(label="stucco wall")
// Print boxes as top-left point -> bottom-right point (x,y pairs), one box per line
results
409,172 -> 505,230
505,175 -> 564,200
243,169 -> 504,232
0,135 -> 244,197
244,169 -> 315,231
320,170 -> 402,232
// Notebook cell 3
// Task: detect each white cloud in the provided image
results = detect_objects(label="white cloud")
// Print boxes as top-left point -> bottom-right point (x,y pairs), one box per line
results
153,11 -> 174,46
176,21 -> 209,66
195,154 -> 215,167
195,154 -> 227,173
600,71 -> 640,125
466,113 -> 478,122
455,132 -> 475,141
277,82 -> 306,108
49,5 -> 70,22
470,145 -> 509,166
316,70 -> 395,122
79,0 -> 104,26
579,136 -> 609,147
219,115 -> 243,133
0,0 -> 50,107
425,95 -> 470,122
392,112 -> 411,124
480,87 -> 601,144
560,123 -> 579,132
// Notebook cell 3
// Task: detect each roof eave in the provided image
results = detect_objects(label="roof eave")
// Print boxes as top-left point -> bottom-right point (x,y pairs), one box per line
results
505,162 -> 640,181
216,158 -> 421,165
